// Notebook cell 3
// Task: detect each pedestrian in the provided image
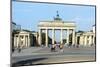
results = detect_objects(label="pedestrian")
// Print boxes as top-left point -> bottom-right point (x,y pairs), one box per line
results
76,45 -> 79,48
59,44 -> 64,52
18,45 -> 21,53
51,44 -> 56,52
73,44 -> 75,48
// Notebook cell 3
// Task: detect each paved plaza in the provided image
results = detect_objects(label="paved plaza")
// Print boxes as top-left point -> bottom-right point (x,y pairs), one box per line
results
12,46 -> 96,67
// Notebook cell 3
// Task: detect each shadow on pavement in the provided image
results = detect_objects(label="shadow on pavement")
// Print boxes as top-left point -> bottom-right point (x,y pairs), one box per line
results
12,57 -> 48,67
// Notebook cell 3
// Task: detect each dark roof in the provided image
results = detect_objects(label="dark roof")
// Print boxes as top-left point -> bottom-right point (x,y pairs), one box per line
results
92,24 -> 95,27
12,22 -> 16,25
31,31 -> 36,33
22,29 -> 36,33
22,29 -> 31,32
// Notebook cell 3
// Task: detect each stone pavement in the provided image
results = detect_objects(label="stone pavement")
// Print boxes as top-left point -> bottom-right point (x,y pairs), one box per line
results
32,55 -> 95,65
12,47 -> 44,57
12,46 -> 95,66
12,46 -> 95,57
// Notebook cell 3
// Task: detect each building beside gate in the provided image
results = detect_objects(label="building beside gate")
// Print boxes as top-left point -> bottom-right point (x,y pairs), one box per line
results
13,30 -> 38,48
76,25 -> 96,47
12,22 -> 21,49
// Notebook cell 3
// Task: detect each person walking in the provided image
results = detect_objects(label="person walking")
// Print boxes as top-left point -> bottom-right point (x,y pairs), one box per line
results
18,45 -> 21,53
59,44 -> 64,52
51,44 -> 56,52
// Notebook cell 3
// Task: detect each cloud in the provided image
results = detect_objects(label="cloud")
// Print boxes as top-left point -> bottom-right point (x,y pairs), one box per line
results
72,17 -> 81,21
69,16 -> 95,23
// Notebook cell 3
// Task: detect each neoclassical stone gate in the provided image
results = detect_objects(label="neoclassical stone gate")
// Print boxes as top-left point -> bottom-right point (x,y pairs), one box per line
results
38,12 -> 76,47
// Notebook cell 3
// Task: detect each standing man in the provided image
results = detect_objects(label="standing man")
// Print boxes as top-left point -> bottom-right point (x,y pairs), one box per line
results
59,44 -> 64,52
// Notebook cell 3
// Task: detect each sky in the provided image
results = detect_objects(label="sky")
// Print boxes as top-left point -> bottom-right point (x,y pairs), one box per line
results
12,1 -> 95,42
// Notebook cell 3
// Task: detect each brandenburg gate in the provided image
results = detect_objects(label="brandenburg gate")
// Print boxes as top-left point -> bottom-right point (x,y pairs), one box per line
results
38,11 -> 76,47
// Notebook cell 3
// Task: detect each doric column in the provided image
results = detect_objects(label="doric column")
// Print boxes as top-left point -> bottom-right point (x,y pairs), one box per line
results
61,29 -> 63,44
36,33 -> 38,45
28,34 -> 30,47
82,36 -> 84,45
24,35 -> 26,47
84,35 -> 87,46
75,35 -> 77,45
92,35 -> 95,45
25,35 -> 27,47
26,35 -> 28,47
72,29 -> 75,45
45,29 -> 48,47
17,35 -> 20,48
14,36 -> 16,48
16,35 -> 18,48
66,29 -> 69,44
52,29 -> 55,45
38,29 -> 41,46
89,35 -> 92,46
